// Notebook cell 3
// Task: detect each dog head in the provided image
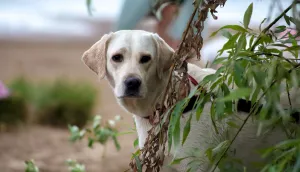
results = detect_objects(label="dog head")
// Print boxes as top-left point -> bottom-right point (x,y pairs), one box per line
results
82,30 -> 174,115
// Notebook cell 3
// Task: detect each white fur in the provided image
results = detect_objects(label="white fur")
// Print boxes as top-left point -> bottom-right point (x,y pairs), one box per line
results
82,30 -> 298,172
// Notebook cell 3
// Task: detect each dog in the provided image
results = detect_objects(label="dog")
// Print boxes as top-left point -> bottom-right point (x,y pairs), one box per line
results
82,30 -> 299,171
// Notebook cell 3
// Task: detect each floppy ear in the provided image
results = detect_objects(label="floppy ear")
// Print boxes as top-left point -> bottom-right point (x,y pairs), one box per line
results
81,33 -> 112,79
151,33 -> 175,79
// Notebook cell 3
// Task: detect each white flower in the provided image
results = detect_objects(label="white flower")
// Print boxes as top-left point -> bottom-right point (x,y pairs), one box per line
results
108,120 -> 116,127
114,115 -> 121,121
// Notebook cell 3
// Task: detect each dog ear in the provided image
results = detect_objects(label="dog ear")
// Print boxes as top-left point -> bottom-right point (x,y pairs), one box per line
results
82,33 -> 112,79
151,33 -> 175,79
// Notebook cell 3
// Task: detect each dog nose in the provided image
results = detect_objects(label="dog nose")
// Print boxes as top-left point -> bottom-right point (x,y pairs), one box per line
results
124,77 -> 141,90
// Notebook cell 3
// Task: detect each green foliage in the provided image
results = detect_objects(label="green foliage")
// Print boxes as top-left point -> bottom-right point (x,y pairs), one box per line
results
69,115 -> 121,151
1,77 -> 97,128
0,96 -> 27,127
167,2 -> 300,171
35,79 -> 97,127
24,160 -> 39,172
0,77 -> 29,128
66,159 -> 86,172
9,77 -> 33,101
24,159 -> 86,172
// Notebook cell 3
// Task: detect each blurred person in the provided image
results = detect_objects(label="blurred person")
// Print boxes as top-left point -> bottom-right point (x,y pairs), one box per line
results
115,0 -> 210,50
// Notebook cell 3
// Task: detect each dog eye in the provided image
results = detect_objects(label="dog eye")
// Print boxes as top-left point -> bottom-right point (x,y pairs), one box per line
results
112,54 -> 123,62
140,55 -> 151,64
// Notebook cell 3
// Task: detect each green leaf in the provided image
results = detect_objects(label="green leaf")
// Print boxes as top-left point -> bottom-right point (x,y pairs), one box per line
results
221,84 -> 233,113
243,3 -> 253,29
210,25 -> 247,37
227,121 -> 239,129
88,137 -> 94,148
274,139 -> 300,149
251,86 -> 261,104
212,140 -> 230,155
210,101 -> 219,134
236,33 -> 247,53
233,62 -> 245,87
284,45 -> 300,52
171,157 -> 189,165
284,14 -> 291,26
112,135 -> 121,151
25,160 -> 39,172
218,88 -> 252,102
202,74 -> 217,84
173,115 -> 181,151
131,149 -> 141,159
205,148 -> 213,162
219,33 -> 240,53
134,155 -> 142,172
259,18 -> 267,31
253,68 -> 266,86
249,35 -> 255,48
168,115 -> 174,153
292,153 -> 300,172
221,30 -> 232,39
275,25 -> 287,33
215,89 -> 225,119
182,114 -> 192,145
212,57 -> 227,65
196,94 -> 210,121
133,138 -> 139,148
168,100 -> 186,152
93,115 -> 101,130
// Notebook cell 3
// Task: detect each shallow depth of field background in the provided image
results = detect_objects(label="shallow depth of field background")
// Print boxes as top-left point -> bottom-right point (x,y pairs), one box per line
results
0,0 -> 293,171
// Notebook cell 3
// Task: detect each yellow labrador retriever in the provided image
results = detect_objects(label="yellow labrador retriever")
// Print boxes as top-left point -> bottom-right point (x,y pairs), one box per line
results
82,30 -> 299,171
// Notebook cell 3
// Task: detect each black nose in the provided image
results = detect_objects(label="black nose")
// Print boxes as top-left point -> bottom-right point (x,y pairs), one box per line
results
124,77 -> 141,91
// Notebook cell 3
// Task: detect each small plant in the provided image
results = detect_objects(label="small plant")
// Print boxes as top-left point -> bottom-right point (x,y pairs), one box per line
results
35,79 -> 97,128
0,78 -> 29,129
69,115 -> 122,152
66,159 -> 86,172
24,160 -> 39,172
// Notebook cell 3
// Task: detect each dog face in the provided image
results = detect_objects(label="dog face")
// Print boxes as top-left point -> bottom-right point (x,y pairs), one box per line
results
82,30 -> 174,115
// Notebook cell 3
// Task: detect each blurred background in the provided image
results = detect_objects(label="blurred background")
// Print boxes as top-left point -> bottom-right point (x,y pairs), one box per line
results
0,0 -> 295,171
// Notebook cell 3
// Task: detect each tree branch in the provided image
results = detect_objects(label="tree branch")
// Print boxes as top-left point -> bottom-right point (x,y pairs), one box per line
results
160,0 -> 201,111
250,2 -> 296,51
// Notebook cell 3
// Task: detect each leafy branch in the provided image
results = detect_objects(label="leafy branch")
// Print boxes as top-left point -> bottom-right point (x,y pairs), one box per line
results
211,2 -> 299,171
250,2 -> 295,51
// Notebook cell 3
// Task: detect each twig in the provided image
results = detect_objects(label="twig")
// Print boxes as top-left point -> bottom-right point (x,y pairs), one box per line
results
253,52 -> 297,66
286,80 -> 293,109
250,2 -> 295,51
160,0 -> 201,111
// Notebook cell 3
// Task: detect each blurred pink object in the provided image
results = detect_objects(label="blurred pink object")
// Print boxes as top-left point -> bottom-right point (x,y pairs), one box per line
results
279,28 -> 299,40
0,81 -> 10,99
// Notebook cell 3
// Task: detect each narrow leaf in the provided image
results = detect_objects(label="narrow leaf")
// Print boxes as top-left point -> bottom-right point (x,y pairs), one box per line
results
134,155 -> 142,172
182,114 -> 192,145
171,157 -> 189,165
173,116 -> 181,151
284,14 -> 291,25
210,25 -> 247,37
218,88 -> 252,102
243,3 -> 253,29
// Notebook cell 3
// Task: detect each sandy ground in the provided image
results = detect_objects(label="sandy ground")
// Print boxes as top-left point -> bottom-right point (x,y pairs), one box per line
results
0,26 -> 138,171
